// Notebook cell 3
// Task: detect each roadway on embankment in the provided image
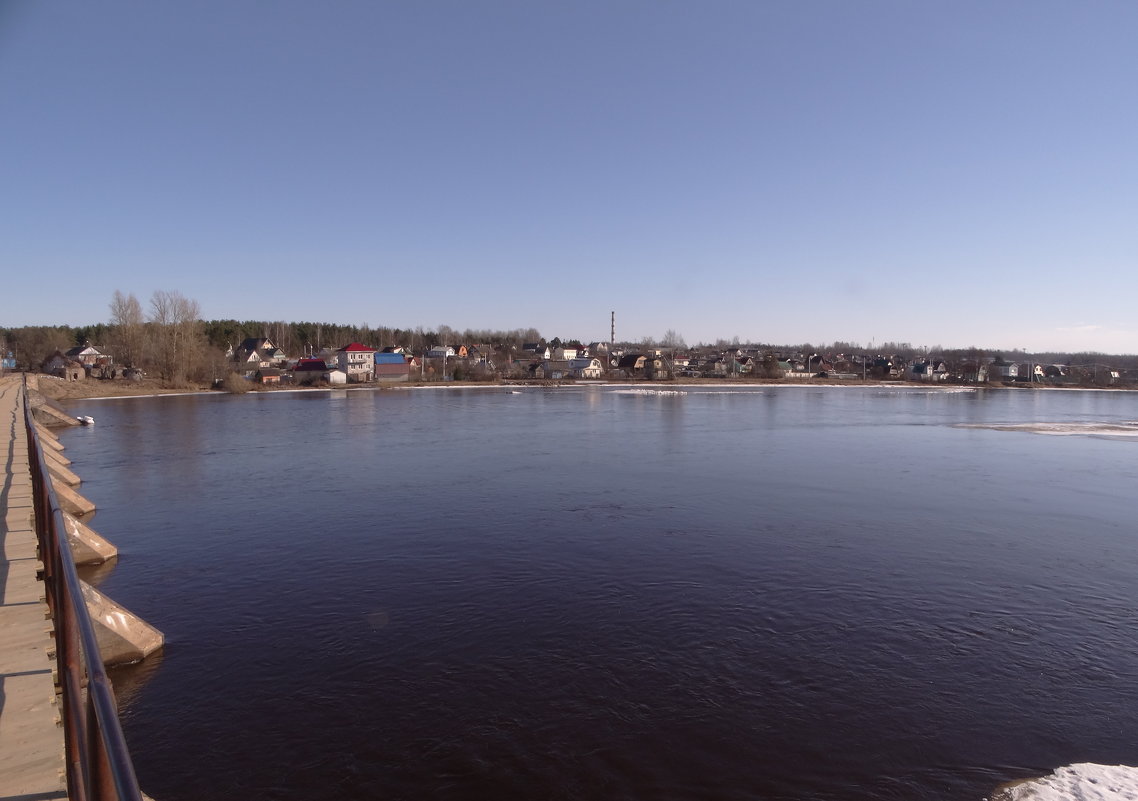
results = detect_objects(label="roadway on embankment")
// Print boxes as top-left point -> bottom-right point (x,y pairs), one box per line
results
0,375 -> 67,800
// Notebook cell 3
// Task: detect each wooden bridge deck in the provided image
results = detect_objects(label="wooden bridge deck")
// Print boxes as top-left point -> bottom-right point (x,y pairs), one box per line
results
0,375 -> 67,800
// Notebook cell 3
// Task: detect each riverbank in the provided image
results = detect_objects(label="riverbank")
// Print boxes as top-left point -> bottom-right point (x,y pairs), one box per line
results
29,374 -> 213,401
22,372 -> 1129,404
26,375 -> 944,403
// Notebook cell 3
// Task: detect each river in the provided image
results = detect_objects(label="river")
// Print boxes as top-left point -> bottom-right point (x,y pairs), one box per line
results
61,384 -> 1138,801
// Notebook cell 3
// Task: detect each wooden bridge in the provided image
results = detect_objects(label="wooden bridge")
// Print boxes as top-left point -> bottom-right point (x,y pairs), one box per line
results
0,374 -> 67,798
1,375 -> 160,801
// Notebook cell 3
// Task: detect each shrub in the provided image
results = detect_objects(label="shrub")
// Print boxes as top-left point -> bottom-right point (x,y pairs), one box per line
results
224,373 -> 251,394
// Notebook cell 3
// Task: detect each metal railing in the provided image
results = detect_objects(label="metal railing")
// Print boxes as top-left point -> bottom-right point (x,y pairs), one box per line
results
22,378 -> 145,801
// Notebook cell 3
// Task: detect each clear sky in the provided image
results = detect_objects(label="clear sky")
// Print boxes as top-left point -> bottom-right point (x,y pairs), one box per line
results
2,1 -> 1136,352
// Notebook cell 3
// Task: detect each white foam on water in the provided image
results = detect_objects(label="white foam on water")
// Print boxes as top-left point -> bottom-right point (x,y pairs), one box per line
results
956,422 -> 1138,440
991,763 -> 1138,800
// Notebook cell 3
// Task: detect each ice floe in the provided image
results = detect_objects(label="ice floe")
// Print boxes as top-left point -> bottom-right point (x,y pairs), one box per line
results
611,388 -> 688,396
956,422 -> 1138,440
990,763 -> 1138,800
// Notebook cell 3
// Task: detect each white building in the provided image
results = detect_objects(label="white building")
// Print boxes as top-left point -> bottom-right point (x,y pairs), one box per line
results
569,357 -> 605,379
336,343 -> 376,383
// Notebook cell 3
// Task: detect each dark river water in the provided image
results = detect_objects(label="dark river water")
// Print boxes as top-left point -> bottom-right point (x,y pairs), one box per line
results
61,385 -> 1138,801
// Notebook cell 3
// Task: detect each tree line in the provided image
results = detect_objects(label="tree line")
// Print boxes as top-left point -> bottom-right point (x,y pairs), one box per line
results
0,290 -> 555,384
3,290 -> 1137,385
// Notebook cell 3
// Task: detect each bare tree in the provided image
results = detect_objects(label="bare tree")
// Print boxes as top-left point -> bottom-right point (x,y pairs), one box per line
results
437,324 -> 457,346
109,290 -> 145,367
270,320 -> 292,356
662,329 -> 686,350
148,290 -> 203,384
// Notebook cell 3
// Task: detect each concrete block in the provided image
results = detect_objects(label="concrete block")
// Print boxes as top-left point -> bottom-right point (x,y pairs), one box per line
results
80,581 -> 164,666
27,393 -> 79,428
42,447 -> 72,467
33,422 -> 61,443
61,511 -> 118,565
52,481 -> 96,516
47,460 -> 82,488
34,426 -> 67,451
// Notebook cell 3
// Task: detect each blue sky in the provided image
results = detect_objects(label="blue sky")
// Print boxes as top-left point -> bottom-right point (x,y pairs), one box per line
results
2,1 -> 1136,352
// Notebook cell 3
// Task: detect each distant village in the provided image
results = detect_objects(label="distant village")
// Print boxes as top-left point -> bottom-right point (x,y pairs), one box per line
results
11,337 -> 1136,388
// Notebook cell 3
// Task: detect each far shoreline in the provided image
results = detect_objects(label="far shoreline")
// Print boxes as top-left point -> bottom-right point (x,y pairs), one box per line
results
22,371 -> 1135,406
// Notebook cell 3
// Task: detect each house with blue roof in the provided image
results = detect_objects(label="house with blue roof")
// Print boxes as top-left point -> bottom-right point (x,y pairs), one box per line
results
374,352 -> 410,383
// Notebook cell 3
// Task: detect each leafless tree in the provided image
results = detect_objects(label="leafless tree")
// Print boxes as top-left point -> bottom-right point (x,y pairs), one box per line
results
662,329 -> 686,350
148,290 -> 204,384
270,320 -> 293,356
108,290 -> 145,367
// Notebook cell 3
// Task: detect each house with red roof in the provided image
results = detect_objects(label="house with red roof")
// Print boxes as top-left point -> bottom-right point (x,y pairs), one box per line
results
336,343 -> 376,383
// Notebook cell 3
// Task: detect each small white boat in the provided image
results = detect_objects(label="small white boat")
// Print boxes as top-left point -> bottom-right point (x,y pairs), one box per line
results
77,416 -> 95,426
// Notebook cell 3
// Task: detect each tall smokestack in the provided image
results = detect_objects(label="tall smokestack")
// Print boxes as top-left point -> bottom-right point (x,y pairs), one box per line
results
611,311 -> 615,347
